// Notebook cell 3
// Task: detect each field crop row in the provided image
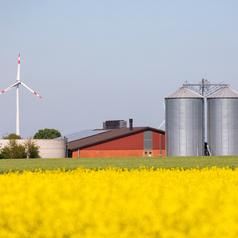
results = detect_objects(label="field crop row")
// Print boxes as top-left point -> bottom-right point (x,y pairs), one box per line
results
1,166 -> 238,237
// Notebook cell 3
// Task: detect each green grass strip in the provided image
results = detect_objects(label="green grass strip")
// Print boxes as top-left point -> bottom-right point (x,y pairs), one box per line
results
1,156 -> 238,173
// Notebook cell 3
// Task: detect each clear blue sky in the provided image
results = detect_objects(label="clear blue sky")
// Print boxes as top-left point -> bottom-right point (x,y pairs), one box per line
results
0,0 -> 238,138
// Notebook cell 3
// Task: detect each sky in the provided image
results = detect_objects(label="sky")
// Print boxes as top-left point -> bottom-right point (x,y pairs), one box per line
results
0,0 -> 238,139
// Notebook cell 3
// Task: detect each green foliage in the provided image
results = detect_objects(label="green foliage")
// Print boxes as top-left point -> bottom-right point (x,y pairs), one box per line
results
33,128 -> 62,139
2,133 -> 21,139
0,139 -> 26,159
24,138 -> 40,158
0,147 -> 11,159
0,139 -> 40,159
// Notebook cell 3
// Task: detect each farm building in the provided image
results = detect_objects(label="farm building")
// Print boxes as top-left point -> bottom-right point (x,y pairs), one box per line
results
67,120 -> 165,158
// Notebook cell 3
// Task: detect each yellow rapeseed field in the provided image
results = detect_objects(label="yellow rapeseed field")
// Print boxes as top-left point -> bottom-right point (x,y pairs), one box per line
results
0,166 -> 238,238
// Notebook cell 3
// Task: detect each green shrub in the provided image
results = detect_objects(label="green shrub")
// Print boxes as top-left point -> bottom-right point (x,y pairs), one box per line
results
0,147 -> 11,159
24,139 -> 40,158
0,139 -> 26,159
0,139 -> 40,159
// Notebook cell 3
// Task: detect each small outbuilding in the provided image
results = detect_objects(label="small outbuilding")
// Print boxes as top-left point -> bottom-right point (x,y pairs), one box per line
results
67,120 -> 165,158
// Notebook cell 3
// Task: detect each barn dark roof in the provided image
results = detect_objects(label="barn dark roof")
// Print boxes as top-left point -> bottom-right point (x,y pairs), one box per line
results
68,127 -> 165,150
63,129 -> 109,142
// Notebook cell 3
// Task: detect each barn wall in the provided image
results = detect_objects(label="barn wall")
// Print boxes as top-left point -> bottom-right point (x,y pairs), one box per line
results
153,132 -> 165,150
83,132 -> 144,150
72,149 -> 166,158
72,150 -> 79,158
79,150 -> 143,158
153,150 -> 166,157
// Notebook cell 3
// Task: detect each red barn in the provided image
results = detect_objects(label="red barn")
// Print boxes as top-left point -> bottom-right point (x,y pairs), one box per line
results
67,122 -> 165,158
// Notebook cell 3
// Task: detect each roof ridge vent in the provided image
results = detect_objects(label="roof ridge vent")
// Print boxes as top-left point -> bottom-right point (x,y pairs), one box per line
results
103,120 -> 127,130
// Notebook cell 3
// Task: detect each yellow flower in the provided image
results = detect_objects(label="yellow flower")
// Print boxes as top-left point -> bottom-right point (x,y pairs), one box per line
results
0,166 -> 238,237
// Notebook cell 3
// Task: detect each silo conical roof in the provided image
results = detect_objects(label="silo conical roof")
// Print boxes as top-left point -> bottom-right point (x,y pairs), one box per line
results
165,87 -> 203,98
207,87 -> 238,98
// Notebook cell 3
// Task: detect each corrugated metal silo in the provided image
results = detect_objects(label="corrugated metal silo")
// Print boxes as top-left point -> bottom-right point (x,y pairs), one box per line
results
165,87 -> 204,156
207,87 -> 238,155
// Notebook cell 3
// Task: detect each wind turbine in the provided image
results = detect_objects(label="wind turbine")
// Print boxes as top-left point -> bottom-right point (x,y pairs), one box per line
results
0,54 -> 42,136
158,101 -> 165,129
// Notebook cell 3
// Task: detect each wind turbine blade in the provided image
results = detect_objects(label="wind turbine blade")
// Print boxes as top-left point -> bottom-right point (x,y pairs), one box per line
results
0,82 -> 19,94
158,120 -> 165,129
16,53 -> 20,82
158,101 -> 166,129
20,82 -> 42,99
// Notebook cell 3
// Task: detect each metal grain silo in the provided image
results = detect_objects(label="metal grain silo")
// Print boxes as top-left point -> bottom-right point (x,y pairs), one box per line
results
207,87 -> 238,155
165,87 -> 204,156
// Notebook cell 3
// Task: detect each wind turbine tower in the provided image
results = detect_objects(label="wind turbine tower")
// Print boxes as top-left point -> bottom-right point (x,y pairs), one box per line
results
0,54 -> 42,136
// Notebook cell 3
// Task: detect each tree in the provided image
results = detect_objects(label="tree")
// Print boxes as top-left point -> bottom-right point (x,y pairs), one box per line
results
33,128 -> 62,139
24,138 -> 40,158
0,138 -> 40,159
0,147 -> 10,159
0,139 -> 26,159
2,134 -> 21,139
